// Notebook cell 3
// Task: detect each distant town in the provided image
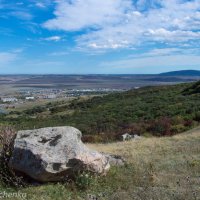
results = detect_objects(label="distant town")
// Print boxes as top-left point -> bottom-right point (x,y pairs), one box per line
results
0,87 -> 128,113
0,72 -> 199,114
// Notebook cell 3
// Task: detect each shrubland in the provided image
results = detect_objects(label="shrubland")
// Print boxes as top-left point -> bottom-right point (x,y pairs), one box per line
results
1,81 -> 200,142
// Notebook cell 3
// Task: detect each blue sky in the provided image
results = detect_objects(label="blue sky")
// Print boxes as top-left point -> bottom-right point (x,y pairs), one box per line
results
0,0 -> 200,74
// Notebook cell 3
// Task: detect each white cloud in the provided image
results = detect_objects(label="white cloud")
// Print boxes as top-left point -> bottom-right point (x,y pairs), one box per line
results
101,54 -> 200,72
0,52 -> 18,66
23,60 -> 65,68
32,0 -> 52,8
43,36 -> 62,42
0,48 -> 24,67
43,0 -> 200,50
16,2 -> 24,6
9,11 -> 33,20
100,46 -> 200,73
88,40 -> 129,49
44,0 -> 132,31
128,48 -> 183,58
49,51 -> 69,56
145,29 -> 200,42
35,2 -> 46,8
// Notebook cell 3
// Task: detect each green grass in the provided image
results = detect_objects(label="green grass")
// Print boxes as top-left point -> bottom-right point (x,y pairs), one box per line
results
1,127 -> 199,200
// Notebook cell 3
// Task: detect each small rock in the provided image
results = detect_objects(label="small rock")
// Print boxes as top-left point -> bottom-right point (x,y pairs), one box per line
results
121,133 -> 132,141
102,153 -> 126,166
132,134 -> 142,140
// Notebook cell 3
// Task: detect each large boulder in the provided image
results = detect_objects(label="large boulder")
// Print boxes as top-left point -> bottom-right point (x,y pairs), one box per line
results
9,126 -> 110,182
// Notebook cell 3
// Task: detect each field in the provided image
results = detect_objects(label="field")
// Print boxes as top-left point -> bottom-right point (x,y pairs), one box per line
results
0,74 -> 199,95
0,127 -> 199,200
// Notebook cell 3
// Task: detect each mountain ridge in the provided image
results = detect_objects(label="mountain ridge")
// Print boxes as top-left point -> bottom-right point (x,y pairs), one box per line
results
159,70 -> 200,76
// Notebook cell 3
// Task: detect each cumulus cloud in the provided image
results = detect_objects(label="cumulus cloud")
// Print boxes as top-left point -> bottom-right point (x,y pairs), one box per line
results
43,0 -> 200,50
44,0 -> 132,31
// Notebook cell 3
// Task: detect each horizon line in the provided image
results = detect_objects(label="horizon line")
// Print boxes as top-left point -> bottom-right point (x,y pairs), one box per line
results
0,69 -> 200,76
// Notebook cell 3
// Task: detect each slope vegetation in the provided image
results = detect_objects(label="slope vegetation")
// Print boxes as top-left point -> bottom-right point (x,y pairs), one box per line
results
1,81 -> 200,142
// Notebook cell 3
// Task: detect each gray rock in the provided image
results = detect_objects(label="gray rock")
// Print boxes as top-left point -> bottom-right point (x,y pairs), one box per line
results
132,134 -> 142,140
121,133 -> 142,141
102,153 -> 126,166
9,126 -> 110,182
121,133 -> 132,141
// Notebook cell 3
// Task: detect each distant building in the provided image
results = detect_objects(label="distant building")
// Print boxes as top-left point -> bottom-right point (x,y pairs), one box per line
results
26,97 -> 35,100
1,97 -> 18,103
46,94 -> 57,99
37,94 -> 57,99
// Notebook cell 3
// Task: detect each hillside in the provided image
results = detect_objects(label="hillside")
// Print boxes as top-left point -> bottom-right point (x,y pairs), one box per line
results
1,81 -> 200,142
160,70 -> 200,76
183,81 -> 200,95
1,127 -> 199,200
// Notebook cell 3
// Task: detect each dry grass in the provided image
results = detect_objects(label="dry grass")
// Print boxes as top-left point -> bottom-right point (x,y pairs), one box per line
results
87,128 -> 200,200
0,127 -> 199,200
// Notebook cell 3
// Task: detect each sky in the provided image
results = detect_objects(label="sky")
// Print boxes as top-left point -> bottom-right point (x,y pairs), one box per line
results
0,0 -> 200,74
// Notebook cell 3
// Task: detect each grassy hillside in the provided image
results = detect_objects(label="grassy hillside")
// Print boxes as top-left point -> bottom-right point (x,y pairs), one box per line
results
1,82 -> 200,141
1,127 -> 199,200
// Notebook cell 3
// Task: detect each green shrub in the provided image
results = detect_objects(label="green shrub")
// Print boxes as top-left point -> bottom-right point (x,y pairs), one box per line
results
74,171 -> 94,190
171,124 -> 186,134
194,112 -> 200,122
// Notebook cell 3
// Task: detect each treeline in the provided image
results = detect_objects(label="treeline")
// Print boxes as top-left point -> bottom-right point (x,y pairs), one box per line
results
1,82 -> 200,142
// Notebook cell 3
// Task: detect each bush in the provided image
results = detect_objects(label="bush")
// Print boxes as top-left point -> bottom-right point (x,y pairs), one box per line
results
74,171 -> 94,190
171,124 -> 186,134
194,112 -> 200,122
0,127 -> 26,188
148,117 -> 172,136
184,119 -> 193,127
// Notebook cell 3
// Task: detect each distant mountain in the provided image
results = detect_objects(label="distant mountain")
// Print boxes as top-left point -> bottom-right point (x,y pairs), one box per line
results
160,70 -> 200,76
